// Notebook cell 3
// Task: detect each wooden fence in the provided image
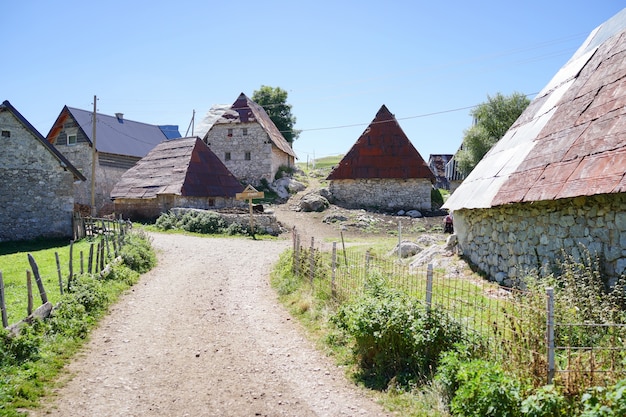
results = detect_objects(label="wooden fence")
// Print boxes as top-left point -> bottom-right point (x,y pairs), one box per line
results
0,217 -> 131,331
290,227 -> 626,389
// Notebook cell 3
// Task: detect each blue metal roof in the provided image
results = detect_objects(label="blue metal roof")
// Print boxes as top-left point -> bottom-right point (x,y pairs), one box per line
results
158,125 -> 182,139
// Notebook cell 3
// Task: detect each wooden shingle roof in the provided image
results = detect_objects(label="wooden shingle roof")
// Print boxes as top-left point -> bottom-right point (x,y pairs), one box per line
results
445,8 -> 626,210
110,137 -> 243,199
326,105 -> 435,181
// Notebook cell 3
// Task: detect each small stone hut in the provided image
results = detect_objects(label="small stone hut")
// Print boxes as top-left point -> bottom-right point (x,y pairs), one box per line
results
111,137 -> 244,220
201,93 -> 297,185
444,8 -> 626,285
326,105 -> 435,211
0,100 -> 85,242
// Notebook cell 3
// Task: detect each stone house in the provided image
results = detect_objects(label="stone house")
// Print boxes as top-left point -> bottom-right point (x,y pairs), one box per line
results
326,105 -> 435,211
0,100 -> 85,242
111,137 -> 244,220
46,106 -> 180,215
443,8 -> 626,285
444,145 -> 467,194
429,154 -> 453,190
201,93 -> 297,185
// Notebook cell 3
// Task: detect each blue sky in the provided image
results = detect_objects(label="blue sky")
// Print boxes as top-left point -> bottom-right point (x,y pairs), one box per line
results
3,1 -> 624,163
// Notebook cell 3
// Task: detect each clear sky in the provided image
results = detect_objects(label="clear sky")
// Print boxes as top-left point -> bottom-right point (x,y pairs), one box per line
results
3,1 -> 624,163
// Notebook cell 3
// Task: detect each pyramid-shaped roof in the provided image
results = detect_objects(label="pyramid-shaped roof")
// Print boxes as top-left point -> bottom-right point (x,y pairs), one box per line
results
445,8 -> 626,210
210,93 -> 297,159
111,137 -> 243,199
326,105 -> 435,181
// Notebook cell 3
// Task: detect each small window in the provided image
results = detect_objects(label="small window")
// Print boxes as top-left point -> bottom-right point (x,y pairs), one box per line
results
227,128 -> 233,137
245,151 -> 251,161
242,128 -> 248,136
67,134 -> 77,145
225,152 -> 231,161
1,130 -> 10,138
208,198 -> 215,207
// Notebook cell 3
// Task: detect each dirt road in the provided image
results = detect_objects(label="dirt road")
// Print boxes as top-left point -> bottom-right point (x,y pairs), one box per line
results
28,232 -> 390,417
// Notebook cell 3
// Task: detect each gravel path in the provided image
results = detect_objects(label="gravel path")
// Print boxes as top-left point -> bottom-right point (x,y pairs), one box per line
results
29,232 -> 390,417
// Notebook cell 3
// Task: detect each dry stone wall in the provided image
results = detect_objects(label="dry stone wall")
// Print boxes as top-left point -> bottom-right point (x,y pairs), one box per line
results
454,193 -> 626,286
328,178 -> 432,211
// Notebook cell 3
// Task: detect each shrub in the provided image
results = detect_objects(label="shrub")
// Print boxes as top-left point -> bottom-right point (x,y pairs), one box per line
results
431,187 -> 444,209
580,379 -> 626,417
332,274 -> 463,389
119,230 -> 156,273
0,325 -> 43,366
66,274 -> 109,313
449,359 -> 522,417
521,385 -> 568,417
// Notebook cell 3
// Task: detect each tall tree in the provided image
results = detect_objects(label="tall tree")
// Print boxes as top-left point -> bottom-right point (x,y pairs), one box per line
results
456,92 -> 530,175
252,85 -> 300,143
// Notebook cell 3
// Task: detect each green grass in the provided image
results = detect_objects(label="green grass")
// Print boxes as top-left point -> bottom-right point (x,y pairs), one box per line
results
0,237 -> 103,326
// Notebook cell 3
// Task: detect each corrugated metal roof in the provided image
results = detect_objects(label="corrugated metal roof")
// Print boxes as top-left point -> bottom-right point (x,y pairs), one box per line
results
445,8 -> 626,211
1,100 -> 85,181
326,105 -> 435,181
210,93 -> 297,159
110,137 -> 244,199
48,107 -> 175,158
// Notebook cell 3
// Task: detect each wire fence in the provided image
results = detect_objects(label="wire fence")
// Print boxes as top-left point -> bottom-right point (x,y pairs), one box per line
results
290,227 -> 626,389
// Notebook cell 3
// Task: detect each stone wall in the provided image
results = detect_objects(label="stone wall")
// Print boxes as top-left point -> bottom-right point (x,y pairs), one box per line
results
205,123 -> 293,184
0,112 -> 75,242
170,208 -> 283,236
328,178 -> 433,211
114,196 -> 244,221
454,193 -> 626,286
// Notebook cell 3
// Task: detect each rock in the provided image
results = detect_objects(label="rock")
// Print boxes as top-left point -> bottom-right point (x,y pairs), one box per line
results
299,193 -> 329,212
406,210 -> 423,218
271,178 -> 307,199
318,187 -> 332,202
397,210 -> 406,216
323,213 -> 348,224
445,234 -> 458,251
389,241 -> 422,258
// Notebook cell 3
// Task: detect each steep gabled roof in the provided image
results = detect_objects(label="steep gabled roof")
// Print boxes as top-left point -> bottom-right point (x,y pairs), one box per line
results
110,137 -> 244,199
326,105 -> 435,181
211,93 -> 297,159
47,106 -> 180,158
1,100 -> 85,181
445,8 -> 626,210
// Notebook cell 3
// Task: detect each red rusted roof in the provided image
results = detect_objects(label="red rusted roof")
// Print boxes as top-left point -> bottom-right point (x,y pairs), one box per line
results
445,8 -> 626,210
212,93 -> 297,159
326,105 -> 435,181
111,137 -> 243,199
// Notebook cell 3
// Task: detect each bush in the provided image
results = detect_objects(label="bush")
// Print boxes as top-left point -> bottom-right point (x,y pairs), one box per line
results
119,230 -> 156,273
431,187 -> 444,209
449,359 -> 522,417
332,274 -> 463,389
0,325 -> 43,366
580,379 -> 626,417
521,385 -> 568,417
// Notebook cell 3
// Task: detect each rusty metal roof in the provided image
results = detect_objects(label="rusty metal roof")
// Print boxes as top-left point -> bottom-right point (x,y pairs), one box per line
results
110,137 -> 243,199
211,93 -> 297,159
326,105 -> 435,181
445,8 -> 626,210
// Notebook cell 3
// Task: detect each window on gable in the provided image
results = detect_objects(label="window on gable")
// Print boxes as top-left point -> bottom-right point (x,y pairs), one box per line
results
245,151 -> 251,161
67,134 -> 77,146
225,152 -> 231,161
242,128 -> 248,136
208,198 -> 215,207
1,130 -> 10,138
227,128 -> 233,137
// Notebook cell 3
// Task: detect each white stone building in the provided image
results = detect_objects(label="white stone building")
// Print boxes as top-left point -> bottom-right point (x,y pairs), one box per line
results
202,93 -> 297,185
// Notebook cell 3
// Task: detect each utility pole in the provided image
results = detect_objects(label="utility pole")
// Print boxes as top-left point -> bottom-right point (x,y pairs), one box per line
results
90,95 -> 97,217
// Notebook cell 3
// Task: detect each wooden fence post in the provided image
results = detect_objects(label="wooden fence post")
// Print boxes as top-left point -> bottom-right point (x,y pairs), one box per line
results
309,237 -> 315,285
426,264 -> 433,312
27,271 -> 33,316
331,242 -> 337,299
55,252 -> 63,295
546,287 -> 555,384
27,254 -> 48,304
88,243 -> 94,274
0,272 -> 7,328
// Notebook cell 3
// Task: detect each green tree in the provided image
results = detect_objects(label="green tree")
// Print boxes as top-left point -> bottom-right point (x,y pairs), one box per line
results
456,92 -> 530,175
252,85 -> 300,143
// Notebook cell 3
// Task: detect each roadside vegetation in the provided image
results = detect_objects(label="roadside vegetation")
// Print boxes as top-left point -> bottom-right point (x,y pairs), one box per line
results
271,243 -> 626,416
0,230 -> 156,416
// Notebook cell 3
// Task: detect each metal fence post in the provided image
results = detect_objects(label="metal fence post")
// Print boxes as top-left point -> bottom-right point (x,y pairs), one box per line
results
426,264 -> 433,312
546,287 -> 555,384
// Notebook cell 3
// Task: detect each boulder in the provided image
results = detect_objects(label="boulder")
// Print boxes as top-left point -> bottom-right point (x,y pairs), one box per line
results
406,210 -> 423,218
298,193 -> 330,212
272,178 -> 307,199
389,241 -> 422,258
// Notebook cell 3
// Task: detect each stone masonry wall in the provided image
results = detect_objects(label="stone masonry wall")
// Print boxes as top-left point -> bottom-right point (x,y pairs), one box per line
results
454,193 -> 626,286
205,123 -> 291,184
0,112 -> 75,242
114,196 -> 244,221
329,178 -> 432,211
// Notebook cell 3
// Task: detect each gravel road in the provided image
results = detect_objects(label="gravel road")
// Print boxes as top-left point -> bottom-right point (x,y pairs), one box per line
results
28,232 -> 390,417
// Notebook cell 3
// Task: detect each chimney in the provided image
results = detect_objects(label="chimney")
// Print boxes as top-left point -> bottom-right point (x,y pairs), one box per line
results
115,113 -> 124,123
